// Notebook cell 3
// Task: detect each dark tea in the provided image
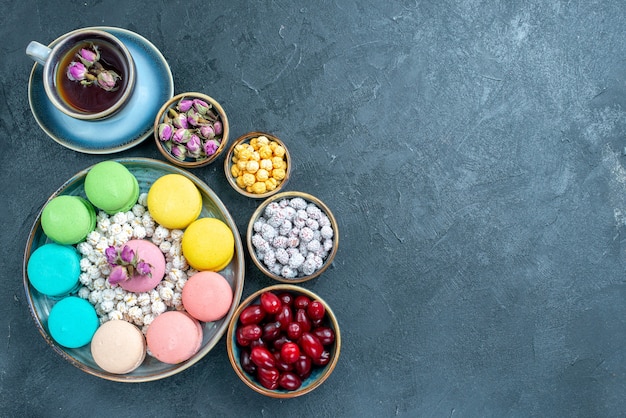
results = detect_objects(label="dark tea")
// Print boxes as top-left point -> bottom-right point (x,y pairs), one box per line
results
54,37 -> 130,114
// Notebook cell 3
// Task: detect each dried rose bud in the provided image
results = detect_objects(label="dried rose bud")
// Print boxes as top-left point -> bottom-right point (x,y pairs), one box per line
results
158,123 -> 173,141
77,46 -> 99,67
120,245 -> 135,263
105,246 -> 118,265
178,99 -> 194,112
108,265 -> 129,285
173,128 -> 191,144
186,134 -> 202,153
193,99 -> 210,115
96,70 -> 120,91
203,139 -> 220,156
136,261 -> 152,276
172,113 -> 189,129
199,124 -> 215,139
213,121 -> 223,135
67,61 -> 89,81
171,144 -> 187,160
186,110 -> 202,126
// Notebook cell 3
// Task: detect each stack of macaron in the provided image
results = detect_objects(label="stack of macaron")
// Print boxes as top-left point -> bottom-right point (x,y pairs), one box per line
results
142,173 -> 236,364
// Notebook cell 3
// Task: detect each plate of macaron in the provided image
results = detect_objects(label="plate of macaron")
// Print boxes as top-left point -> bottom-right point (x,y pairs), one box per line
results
23,157 -> 245,382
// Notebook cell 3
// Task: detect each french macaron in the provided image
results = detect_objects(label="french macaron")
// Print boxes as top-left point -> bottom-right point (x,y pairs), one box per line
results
91,320 -> 146,374
48,296 -> 99,349
181,218 -> 234,271
147,174 -> 202,230
182,271 -> 233,322
146,311 -> 203,364
84,161 -> 139,215
118,239 -> 166,293
41,195 -> 96,245
27,243 -> 81,298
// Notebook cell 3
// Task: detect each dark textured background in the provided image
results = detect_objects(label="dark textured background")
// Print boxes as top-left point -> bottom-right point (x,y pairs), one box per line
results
2,0 -> 626,416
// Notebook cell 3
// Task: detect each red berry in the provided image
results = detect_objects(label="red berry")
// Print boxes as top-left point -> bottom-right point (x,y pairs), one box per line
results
278,371 -> 302,390
275,304 -> 293,331
257,367 -> 279,390
312,326 -> 335,346
299,332 -> 324,361
260,291 -> 282,314
312,349 -> 331,366
286,322 -> 303,340
250,346 -> 276,369
278,292 -> 294,306
294,355 -> 312,379
239,304 -> 265,325
294,295 -> 311,310
240,349 -> 256,374
262,321 -> 281,341
295,308 -> 312,333
280,342 -> 301,364
307,301 -> 325,321
239,324 -> 262,341
236,327 -> 251,346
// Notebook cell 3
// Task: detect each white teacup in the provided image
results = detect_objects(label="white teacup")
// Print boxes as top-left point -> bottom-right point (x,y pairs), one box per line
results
26,29 -> 136,120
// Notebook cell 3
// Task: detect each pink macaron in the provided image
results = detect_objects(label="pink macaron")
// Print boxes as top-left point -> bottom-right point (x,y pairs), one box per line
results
146,311 -> 203,364
182,271 -> 233,323
119,239 -> 165,293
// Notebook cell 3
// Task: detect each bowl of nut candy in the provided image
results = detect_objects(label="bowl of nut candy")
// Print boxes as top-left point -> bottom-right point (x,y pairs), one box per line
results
224,132 -> 291,198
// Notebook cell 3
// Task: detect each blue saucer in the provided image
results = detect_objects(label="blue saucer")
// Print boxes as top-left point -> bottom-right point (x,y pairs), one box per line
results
28,27 -> 174,154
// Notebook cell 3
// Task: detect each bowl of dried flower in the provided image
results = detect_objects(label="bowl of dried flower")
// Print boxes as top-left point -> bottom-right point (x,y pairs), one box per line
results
154,92 -> 229,168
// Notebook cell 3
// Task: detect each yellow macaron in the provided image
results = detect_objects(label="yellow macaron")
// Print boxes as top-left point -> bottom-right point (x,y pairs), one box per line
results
182,218 -> 234,271
147,174 -> 202,229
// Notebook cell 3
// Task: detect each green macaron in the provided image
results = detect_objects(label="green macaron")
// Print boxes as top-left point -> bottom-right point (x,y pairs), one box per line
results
27,243 -> 81,298
84,161 -> 139,214
41,195 -> 96,245
48,296 -> 99,349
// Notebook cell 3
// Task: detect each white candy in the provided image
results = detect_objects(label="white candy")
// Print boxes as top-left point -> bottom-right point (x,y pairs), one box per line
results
92,278 -> 106,291
76,242 -> 93,256
79,258 -> 92,272
102,288 -> 116,301
321,225 -> 334,239
112,212 -> 128,225
78,287 -> 91,299
108,310 -> 124,321
138,193 -> 148,206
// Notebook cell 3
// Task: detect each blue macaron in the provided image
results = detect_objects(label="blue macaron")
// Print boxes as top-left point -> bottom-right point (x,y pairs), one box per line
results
27,243 -> 82,298
48,297 -> 99,349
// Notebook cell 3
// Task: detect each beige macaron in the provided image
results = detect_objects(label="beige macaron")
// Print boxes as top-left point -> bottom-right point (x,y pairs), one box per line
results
90,320 -> 146,374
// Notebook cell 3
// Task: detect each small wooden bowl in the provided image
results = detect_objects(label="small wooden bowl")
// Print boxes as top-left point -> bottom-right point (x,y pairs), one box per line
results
247,191 -> 339,283
223,132 -> 291,198
153,92 -> 229,168
226,284 -> 341,398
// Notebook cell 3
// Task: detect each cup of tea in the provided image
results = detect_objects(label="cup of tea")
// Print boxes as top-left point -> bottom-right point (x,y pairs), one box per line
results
26,28 -> 136,120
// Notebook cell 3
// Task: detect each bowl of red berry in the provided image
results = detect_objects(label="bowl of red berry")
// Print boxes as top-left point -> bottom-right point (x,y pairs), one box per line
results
226,284 -> 341,398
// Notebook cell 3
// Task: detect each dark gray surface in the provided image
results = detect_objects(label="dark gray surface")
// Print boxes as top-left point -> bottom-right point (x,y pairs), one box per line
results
2,0 -> 626,416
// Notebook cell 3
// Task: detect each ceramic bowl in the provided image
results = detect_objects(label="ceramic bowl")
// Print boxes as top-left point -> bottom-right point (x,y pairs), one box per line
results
154,93 -> 229,168
23,158 -> 245,382
247,191 -> 339,283
226,284 -> 341,398
224,132 -> 291,198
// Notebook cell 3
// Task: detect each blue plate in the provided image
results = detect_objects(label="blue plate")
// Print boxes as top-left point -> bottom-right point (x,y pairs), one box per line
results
23,158 -> 245,382
28,27 -> 174,154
